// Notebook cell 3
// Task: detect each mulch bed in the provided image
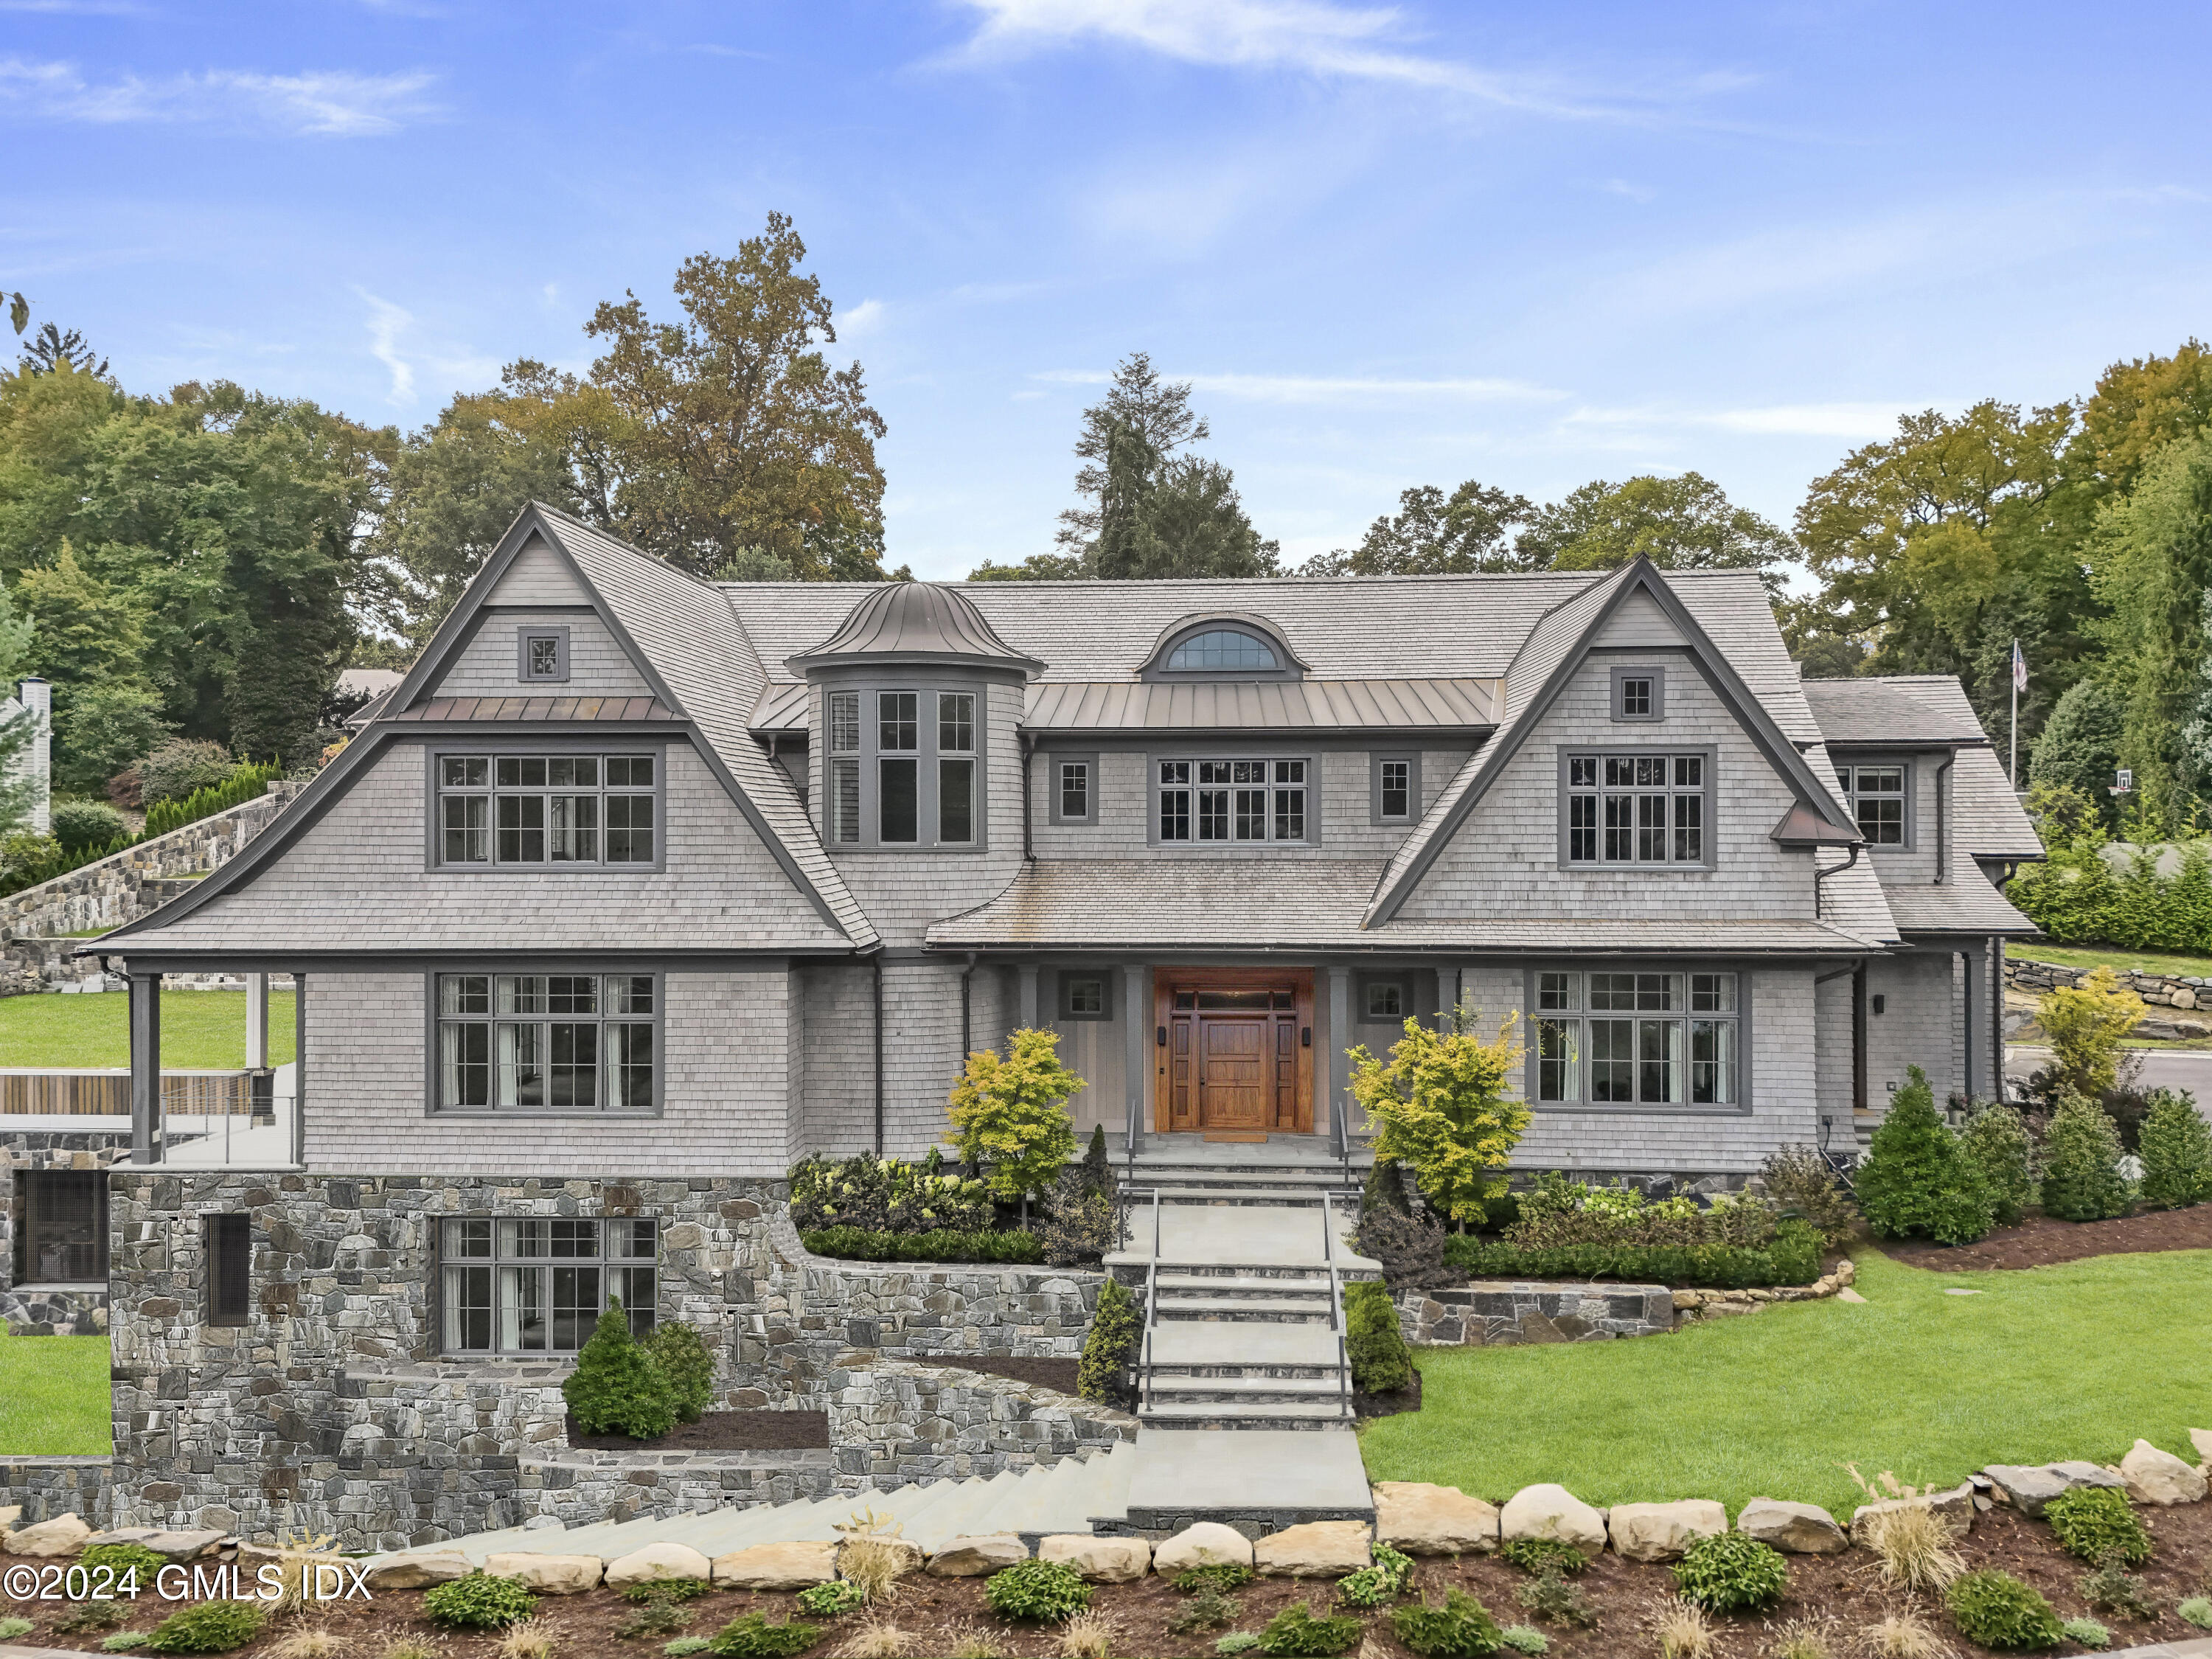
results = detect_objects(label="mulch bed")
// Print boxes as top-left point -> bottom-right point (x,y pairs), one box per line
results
10,1499 -> 2205,1656
1882,1203 -> 2212,1270
1354,1366 -> 1422,1419
930,1354 -> 1082,1395
563,1409 -> 830,1452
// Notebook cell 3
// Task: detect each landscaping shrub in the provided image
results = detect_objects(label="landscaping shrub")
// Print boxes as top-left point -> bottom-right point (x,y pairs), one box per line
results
1670,1531 -> 1788,1613
947,1028 -> 1084,1206
1497,1628 -> 1548,1655
2078,1556 -> 2156,1619
1216,1636 -> 1262,1656
1862,1500 -> 1964,1593
1853,1067 -> 1994,1244
2061,1616 -> 2112,1650
0,1618 -> 30,1641
1077,1276 -> 1140,1407
1079,1121 -> 1117,1199
796,1581 -> 866,1618
1362,1156 -> 1413,1218
1498,1539 -> 1587,1577
1957,1104 -> 2039,1226
2180,1596 -> 2212,1630
1169,1587 -> 1242,1634
616,1598 -> 695,1640
1355,1208 -> 1450,1292
1443,1218 -> 1820,1289
799,1226 -> 1043,1264
1946,1569 -> 2065,1651
787,1151 -> 994,1235
1176,1565 -> 1256,1594
665,1641 -> 715,1658
1334,1565 -> 1396,1609
1514,1571 -> 1595,1629
1037,1168 -> 1119,1267
1758,1144 -> 1857,1245
55,1601 -> 129,1635
79,1542 -> 168,1580
626,1576 -> 714,1604
2045,1486 -> 2153,1565
1646,1596 -> 1714,1659
643,1320 -> 717,1422
51,798 -> 128,853
1372,1543 -> 1414,1593
1344,1278 -> 1413,1394
424,1570 -> 540,1629
563,1298 -> 677,1439
1393,1588 -> 1503,1657
2138,1088 -> 2212,1208
984,1559 -> 1091,1623
706,1612 -> 819,1656
2039,1090 -> 2135,1221
2039,967 -> 2147,1099
137,739 -> 237,807
141,1599 -> 267,1653
1346,1010 -> 1528,1224
1255,1601 -> 1363,1656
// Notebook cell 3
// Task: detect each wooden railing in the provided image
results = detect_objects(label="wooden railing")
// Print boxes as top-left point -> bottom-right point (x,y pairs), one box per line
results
0,1068 -> 257,1116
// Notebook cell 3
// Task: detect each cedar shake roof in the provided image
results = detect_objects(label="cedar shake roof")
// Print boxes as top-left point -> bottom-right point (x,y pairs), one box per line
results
1800,677 -> 1986,747
1879,850 -> 2037,934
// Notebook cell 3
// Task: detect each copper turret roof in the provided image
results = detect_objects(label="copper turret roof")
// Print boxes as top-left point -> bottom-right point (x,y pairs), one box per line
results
786,581 -> 1045,676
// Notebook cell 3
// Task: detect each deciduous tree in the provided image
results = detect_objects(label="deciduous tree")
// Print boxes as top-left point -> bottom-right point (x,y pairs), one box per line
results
1523,472 -> 1794,591
1303,479 -> 1534,577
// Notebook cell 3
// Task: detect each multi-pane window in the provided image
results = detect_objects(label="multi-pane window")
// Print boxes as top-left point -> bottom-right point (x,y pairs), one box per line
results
1059,761 -> 1090,821
437,754 -> 656,868
1565,753 -> 1707,865
1377,759 -> 1411,821
878,692 -> 919,843
12,1172 -> 105,1284
938,692 -> 975,844
1164,629 -> 1279,671
1061,974 -> 1108,1019
436,973 -> 656,1113
440,1217 -> 655,1354
1363,980 -> 1405,1020
1158,759 -> 1309,843
1838,765 -> 1905,846
827,692 -> 861,845
1533,971 -> 1739,1107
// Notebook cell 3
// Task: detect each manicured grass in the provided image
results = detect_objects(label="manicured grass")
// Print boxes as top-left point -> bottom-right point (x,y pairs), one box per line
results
2015,942 -> 2212,979
0,1333 -> 111,1454
1360,1248 -> 2212,1520
0,990 -> 296,1070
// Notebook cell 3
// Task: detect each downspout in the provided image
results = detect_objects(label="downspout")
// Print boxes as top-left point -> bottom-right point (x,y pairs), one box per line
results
960,952 -> 978,1061
1933,752 -> 1954,884
1020,733 -> 1035,862
1812,843 -> 1860,917
872,952 -> 885,1155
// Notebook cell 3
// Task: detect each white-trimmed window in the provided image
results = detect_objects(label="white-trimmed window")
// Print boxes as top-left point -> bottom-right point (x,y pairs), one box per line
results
1838,764 -> 1906,846
1158,759 -> 1308,843
1565,752 -> 1708,865
436,753 -> 658,868
440,1217 -> 655,1354
1534,970 -> 1739,1107
436,973 -> 657,1113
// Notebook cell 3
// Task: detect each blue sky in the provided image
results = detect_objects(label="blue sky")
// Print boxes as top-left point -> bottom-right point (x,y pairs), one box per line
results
6,2 -> 2210,582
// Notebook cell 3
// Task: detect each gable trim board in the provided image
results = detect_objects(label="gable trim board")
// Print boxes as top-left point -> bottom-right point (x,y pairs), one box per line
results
92,503 -> 872,952
1365,560 -> 1862,928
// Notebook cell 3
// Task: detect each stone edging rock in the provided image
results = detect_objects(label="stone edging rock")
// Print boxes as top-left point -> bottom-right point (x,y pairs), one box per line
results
1673,1256 -> 1857,1322
1395,1259 -> 1856,1346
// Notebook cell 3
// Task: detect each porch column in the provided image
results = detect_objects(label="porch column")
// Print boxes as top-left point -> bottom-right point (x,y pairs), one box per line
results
1326,966 -> 1352,1155
1434,966 -> 1458,1030
1017,964 -> 1040,1030
1959,949 -> 1978,1102
245,972 -> 268,1070
292,973 -> 307,1167
1121,964 -> 1147,1154
129,971 -> 161,1166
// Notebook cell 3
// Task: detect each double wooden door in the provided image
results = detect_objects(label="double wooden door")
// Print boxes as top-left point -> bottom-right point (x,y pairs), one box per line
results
1155,970 -> 1314,1133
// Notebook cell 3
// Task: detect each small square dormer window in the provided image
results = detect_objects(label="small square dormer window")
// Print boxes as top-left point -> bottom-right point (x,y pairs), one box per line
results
1611,667 -> 1663,721
519,627 -> 571,684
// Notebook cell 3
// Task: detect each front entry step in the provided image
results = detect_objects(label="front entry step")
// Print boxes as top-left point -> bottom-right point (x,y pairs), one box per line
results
1094,1427 -> 1376,1534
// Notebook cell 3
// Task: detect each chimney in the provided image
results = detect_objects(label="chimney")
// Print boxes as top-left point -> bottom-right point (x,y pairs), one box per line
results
18,678 -> 49,835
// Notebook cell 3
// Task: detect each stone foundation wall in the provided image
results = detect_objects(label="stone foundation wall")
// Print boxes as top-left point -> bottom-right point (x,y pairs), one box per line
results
1396,1281 -> 1675,1346
824,1356 -> 1135,1488
0,1283 -> 106,1336
516,1449 -> 840,1529
1,1129 -> 130,1307
0,1457 -> 114,1526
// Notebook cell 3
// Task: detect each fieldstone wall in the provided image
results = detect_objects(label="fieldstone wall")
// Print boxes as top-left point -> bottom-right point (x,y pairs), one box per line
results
824,1356 -> 1135,1489
0,1283 -> 105,1335
1397,1281 -> 1675,1346
0,1128 -> 129,1321
516,1447 -> 838,1528
0,1457 -> 114,1526
2008,954 -> 2212,1023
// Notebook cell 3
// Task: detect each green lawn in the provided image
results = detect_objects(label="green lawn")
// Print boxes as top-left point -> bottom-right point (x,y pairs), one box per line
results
1360,1248 -> 2212,1521
2014,942 -> 2212,979
0,1333 -> 111,1454
0,989 -> 296,1069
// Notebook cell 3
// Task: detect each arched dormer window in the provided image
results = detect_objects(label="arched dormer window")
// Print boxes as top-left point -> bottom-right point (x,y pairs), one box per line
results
1141,614 -> 1305,682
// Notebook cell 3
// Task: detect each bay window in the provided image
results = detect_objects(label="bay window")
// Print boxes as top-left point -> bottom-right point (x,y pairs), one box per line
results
819,683 -> 987,849
1531,970 -> 1742,1108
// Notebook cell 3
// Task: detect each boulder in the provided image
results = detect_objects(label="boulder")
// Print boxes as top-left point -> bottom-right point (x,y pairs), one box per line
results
1982,1463 -> 2126,1519
83,1528 -> 161,1549
1736,1498 -> 1847,1555
1038,1534 -> 1150,1584
2193,1428 -> 2212,1469
1372,1483 -> 1500,1556
1253,1520 -> 1372,1578
1851,1484 -> 1975,1545
1152,1523 -> 1256,1573
139,1529 -> 227,1564
605,1541 -> 714,1588
1499,1484 -> 1607,1554
925,1535 -> 1029,1577
2120,1439 -> 2208,1506
483,1552 -> 604,1595
4,1513 -> 91,1557
0,1506 -> 18,1534
366,1551 -> 473,1590
712,1540 -> 840,1590
1607,1500 -> 1727,1564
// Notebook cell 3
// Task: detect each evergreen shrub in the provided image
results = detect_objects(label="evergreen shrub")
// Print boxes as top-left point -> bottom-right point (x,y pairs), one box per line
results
2040,1091 -> 2135,1221
2044,1487 -> 2152,1566
1392,1588 -> 1504,1657
140,1600 -> 266,1654
1669,1532 -> 1788,1613
2138,1088 -> 2212,1207
1853,1068 -> 1993,1244
1255,1601 -> 1363,1656
1957,1105 -> 2039,1226
706,1612 -> 819,1656
563,1301 -> 677,1440
51,799 -> 127,852
1343,1278 -> 1413,1394
983,1559 -> 1090,1623
1077,1276 -> 1140,1407
422,1571 -> 540,1629
643,1321 -> 717,1422
1946,1569 -> 2065,1651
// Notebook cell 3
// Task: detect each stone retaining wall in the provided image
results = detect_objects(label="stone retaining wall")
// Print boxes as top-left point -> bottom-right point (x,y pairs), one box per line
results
2008,955 -> 2211,1011
0,1283 -> 105,1336
0,1128 -> 131,1320
515,1449 -> 839,1528
0,1457 -> 113,1527
824,1355 -> 1135,1489
1396,1281 -> 1675,1346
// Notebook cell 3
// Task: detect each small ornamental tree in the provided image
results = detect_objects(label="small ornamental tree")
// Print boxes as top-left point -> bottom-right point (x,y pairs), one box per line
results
2138,1088 -> 2212,1208
947,1027 -> 1084,1208
1077,1276 -> 1140,1408
1347,1009 -> 1528,1226
563,1298 -> 678,1440
2039,968 -> 2146,1100
1854,1067 -> 1994,1245
2040,1088 -> 2135,1221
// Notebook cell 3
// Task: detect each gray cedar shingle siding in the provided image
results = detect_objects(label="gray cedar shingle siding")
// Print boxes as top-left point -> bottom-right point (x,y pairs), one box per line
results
797,964 -> 876,1157
482,538 -> 593,607
1863,949 -> 1969,1105
434,609 -> 653,698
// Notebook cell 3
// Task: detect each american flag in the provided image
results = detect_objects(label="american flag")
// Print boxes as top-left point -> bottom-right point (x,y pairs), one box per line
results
2012,639 -> 2028,692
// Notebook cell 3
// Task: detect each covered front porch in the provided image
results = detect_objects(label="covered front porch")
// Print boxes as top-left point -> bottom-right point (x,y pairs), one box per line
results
107,965 -> 306,1169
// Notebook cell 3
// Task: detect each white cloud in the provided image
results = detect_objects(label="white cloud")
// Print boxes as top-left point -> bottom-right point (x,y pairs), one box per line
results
839,298 -> 887,338
1600,178 -> 1655,204
1563,401 -> 1919,441
0,58 -> 439,135
357,289 -> 415,401
1030,367 -> 1565,404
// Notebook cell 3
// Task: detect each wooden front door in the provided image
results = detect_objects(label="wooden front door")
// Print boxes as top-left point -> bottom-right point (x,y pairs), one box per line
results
1156,970 -> 1314,1133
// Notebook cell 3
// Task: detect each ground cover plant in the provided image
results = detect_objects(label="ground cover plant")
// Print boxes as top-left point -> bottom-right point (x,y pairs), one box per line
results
0,1330 -> 111,1454
422,1569 -> 540,1629
982,1559 -> 1090,1623
1668,1531 -> 1787,1613
2044,1486 -> 2154,1565
0,987 -> 297,1069
1947,1568 -> 2066,1650
1360,1245 -> 2212,1519
1393,1587 -> 1504,1656
1441,1177 -> 1821,1288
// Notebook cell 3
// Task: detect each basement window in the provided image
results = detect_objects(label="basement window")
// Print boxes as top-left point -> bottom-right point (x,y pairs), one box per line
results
12,1172 -> 106,1285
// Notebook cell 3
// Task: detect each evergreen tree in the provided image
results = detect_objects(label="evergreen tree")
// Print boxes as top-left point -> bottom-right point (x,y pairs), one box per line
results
2137,1090 -> 2212,1208
563,1300 -> 677,1440
2039,1089 -> 2135,1222
1957,1103 -> 2038,1227
1853,1067 -> 1995,1244
2030,678 -> 2127,822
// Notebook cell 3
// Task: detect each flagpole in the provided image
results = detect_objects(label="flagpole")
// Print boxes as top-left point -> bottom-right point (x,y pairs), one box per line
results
2009,637 -> 2020,789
